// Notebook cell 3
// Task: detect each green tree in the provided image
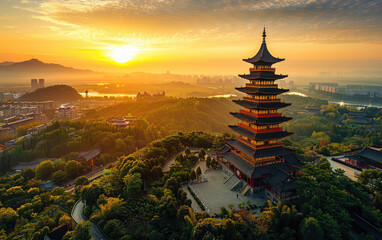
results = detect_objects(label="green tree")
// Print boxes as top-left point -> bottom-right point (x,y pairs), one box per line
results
103,219 -> 124,239
190,170 -> 196,181
300,217 -> 324,240
358,169 -> 382,198
22,168 -> 35,180
196,166 -> 202,179
65,160 -> 81,179
51,170 -> 67,185
124,173 -> 143,198
0,207 -> 18,232
185,147 -> 191,155
36,160 -> 54,180
198,148 -> 206,159
75,176 -> 90,186
70,221 -> 91,240
149,230 -> 164,240
206,157 -> 211,168
81,183 -> 105,205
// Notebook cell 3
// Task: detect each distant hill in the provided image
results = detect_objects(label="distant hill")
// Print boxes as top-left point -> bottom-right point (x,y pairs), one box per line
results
0,59 -> 98,82
19,85 -> 82,102
0,61 -> 15,67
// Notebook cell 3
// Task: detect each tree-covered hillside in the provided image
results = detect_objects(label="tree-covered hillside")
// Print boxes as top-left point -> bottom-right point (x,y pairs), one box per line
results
84,98 -> 240,134
19,85 -> 82,102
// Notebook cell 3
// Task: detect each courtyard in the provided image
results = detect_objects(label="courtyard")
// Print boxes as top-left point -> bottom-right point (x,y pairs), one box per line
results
186,160 -> 267,215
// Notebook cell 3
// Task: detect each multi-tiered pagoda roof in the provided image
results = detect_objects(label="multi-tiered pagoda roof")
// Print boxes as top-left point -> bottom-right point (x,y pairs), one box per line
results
217,28 -> 302,203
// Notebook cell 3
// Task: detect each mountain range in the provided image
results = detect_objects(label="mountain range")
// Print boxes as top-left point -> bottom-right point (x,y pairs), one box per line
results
0,59 -> 99,82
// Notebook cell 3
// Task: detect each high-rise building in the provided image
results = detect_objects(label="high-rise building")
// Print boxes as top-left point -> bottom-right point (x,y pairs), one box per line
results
217,29 -> 302,203
39,79 -> 45,88
31,79 -> 38,90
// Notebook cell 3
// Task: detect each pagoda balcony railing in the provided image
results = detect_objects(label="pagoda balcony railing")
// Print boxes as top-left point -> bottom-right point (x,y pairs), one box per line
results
246,84 -> 278,88
239,110 -> 282,118
243,97 -> 281,103
237,137 -> 282,149
238,123 -> 283,133
249,67 -> 275,71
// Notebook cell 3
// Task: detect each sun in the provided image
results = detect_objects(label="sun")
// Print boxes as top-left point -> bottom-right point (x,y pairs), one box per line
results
107,45 -> 140,63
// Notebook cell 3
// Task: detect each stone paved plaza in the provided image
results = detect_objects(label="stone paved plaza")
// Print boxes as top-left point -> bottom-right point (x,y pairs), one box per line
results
187,161 -> 267,215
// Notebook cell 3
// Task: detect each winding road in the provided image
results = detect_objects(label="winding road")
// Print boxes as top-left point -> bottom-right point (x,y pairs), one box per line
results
72,200 -> 110,240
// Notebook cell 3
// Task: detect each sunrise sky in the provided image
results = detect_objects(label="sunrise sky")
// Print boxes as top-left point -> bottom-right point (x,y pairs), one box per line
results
1,0 -> 381,76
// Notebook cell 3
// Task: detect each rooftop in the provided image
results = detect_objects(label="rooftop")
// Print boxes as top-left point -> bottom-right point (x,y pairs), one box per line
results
229,125 -> 293,140
233,99 -> 291,109
235,87 -> 289,95
77,148 -> 101,161
243,28 -> 284,65
230,112 -> 292,124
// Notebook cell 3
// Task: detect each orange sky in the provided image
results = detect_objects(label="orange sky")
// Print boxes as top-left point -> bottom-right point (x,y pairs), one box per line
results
0,0 -> 381,77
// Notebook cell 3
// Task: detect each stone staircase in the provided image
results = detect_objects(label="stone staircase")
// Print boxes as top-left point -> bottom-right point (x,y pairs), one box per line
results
241,185 -> 251,196
231,179 -> 245,192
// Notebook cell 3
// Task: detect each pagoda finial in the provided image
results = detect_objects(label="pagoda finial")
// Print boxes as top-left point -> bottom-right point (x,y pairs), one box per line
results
262,27 -> 266,43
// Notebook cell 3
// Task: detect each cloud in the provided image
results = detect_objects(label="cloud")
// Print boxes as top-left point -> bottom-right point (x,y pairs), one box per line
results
18,0 -> 382,46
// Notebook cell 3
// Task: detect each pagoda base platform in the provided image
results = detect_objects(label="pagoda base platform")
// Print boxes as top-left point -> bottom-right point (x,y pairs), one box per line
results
217,143 -> 302,203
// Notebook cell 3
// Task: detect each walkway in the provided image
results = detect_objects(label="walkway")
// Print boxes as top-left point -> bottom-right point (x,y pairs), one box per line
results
162,150 -> 184,172
162,148 -> 201,172
64,160 -> 118,189
71,200 -> 110,240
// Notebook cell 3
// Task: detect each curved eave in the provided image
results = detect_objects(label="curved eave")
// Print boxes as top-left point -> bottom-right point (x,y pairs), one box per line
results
238,74 -> 288,80
229,125 -> 293,140
233,99 -> 291,109
243,42 -> 285,65
225,139 -> 294,159
230,112 -> 292,124
243,58 -> 285,65
235,87 -> 289,95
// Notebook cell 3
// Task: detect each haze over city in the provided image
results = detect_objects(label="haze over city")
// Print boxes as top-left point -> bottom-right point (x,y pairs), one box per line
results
1,0 -> 381,77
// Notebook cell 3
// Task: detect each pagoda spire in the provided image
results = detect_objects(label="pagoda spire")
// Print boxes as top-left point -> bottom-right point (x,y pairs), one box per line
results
244,28 -> 284,65
262,27 -> 266,43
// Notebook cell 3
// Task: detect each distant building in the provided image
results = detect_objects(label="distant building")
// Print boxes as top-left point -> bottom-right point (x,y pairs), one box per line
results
309,82 -> 338,93
136,91 -> 165,101
217,29 -> 302,204
107,116 -> 136,128
56,104 -> 78,120
27,123 -> 47,135
0,116 -> 35,136
310,82 -> 382,98
348,112 -> 370,124
39,79 -> 45,88
31,79 -> 38,90
31,78 -> 45,90
337,146 -> 382,170
76,148 -> 101,166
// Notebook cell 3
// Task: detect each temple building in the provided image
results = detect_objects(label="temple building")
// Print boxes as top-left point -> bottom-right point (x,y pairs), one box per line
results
217,28 -> 302,203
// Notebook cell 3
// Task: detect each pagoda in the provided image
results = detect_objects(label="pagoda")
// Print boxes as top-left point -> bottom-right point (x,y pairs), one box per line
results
217,28 -> 302,203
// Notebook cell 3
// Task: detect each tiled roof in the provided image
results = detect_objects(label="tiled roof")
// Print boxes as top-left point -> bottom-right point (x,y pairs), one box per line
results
233,99 -> 291,109
230,112 -> 292,124
229,125 -> 293,140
